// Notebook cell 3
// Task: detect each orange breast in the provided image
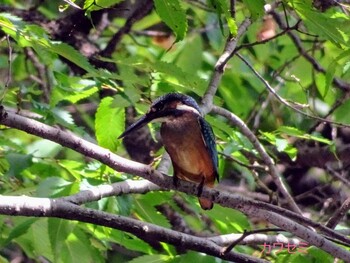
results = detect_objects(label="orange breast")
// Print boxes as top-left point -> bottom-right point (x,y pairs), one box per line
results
160,113 -> 215,186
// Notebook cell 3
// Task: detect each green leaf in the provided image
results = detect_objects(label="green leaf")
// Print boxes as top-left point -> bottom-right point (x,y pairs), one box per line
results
325,49 -> 350,97
129,255 -> 172,263
178,251 -> 217,263
306,246 -> 334,262
216,0 -> 238,35
226,16 -> 238,36
0,158 -> 10,175
5,153 -> 33,177
343,61 -> 350,74
283,145 -> 298,161
259,131 -> 277,143
27,139 -> 62,158
0,13 -> 96,73
242,0 -> 265,20
307,133 -> 333,145
36,177 -> 79,197
134,198 -> 170,228
278,126 -> 332,145
61,227 -> 99,263
57,160 -> 85,180
175,35 -> 203,75
206,115 -> 232,137
2,218 -> 37,246
50,108 -> 75,128
154,0 -> 187,42
85,0 -> 124,10
207,205 -> 250,233
16,219 -> 53,262
95,97 -> 125,151
290,0 -> 349,47
152,61 -> 206,95
208,0 -> 237,36
110,230 -> 155,254
48,219 -> 77,262
277,126 -> 304,136
50,42 -> 96,73
51,72 -> 99,106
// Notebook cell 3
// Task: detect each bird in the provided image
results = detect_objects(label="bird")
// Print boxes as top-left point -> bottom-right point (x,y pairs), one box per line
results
118,93 -> 218,210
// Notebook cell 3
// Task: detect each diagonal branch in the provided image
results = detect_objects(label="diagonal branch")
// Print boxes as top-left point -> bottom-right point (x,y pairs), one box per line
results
211,105 -> 302,215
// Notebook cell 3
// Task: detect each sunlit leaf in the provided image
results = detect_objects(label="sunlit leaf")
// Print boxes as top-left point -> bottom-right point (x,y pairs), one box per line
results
325,49 -> 350,97
154,0 -> 187,42
95,97 -> 125,151
242,0 -> 265,20
290,0 -> 350,46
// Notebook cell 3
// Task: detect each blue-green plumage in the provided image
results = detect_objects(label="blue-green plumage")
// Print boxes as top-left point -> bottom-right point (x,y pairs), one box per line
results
198,117 -> 219,181
119,93 -> 218,210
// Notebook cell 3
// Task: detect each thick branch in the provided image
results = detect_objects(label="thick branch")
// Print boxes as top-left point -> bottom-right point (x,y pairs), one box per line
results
0,196 -> 265,263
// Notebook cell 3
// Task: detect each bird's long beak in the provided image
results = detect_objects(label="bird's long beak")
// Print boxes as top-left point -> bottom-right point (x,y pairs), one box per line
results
118,108 -> 177,139
118,114 -> 152,139
118,109 -> 169,139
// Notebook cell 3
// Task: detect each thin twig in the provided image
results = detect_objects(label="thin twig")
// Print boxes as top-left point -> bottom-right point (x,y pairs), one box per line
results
219,151 -> 267,171
235,21 -> 300,52
326,197 -> 350,229
326,166 -> 350,189
222,230 -> 249,254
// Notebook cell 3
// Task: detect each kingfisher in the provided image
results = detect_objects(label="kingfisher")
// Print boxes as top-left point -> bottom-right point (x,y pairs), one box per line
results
119,93 -> 218,210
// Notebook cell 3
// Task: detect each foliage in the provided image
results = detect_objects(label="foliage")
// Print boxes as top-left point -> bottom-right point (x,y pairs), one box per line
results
0,0 -> 350,262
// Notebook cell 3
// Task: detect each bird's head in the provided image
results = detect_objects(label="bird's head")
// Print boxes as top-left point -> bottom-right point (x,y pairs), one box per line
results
118,93 -> 201,138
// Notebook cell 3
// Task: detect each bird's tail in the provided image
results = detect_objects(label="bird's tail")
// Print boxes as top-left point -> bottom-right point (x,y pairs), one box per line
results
199,197 -> 213,210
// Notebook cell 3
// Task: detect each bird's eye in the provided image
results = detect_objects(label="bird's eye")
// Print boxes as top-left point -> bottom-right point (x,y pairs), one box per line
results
155,102 -> 165,111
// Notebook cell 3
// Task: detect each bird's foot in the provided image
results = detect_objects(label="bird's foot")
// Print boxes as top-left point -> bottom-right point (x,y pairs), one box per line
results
197,176 -> 205,197
173,175 -> 179,188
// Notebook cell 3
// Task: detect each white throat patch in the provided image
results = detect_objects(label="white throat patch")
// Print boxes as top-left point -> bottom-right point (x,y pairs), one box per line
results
176,104 -> 201,116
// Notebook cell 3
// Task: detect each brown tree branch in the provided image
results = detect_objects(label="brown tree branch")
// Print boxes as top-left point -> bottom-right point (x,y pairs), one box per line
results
0,196 -> 266,263
326,197 -> 350,229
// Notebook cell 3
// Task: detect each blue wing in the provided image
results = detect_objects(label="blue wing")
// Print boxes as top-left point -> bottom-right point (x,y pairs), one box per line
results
199,117 -> 219,182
